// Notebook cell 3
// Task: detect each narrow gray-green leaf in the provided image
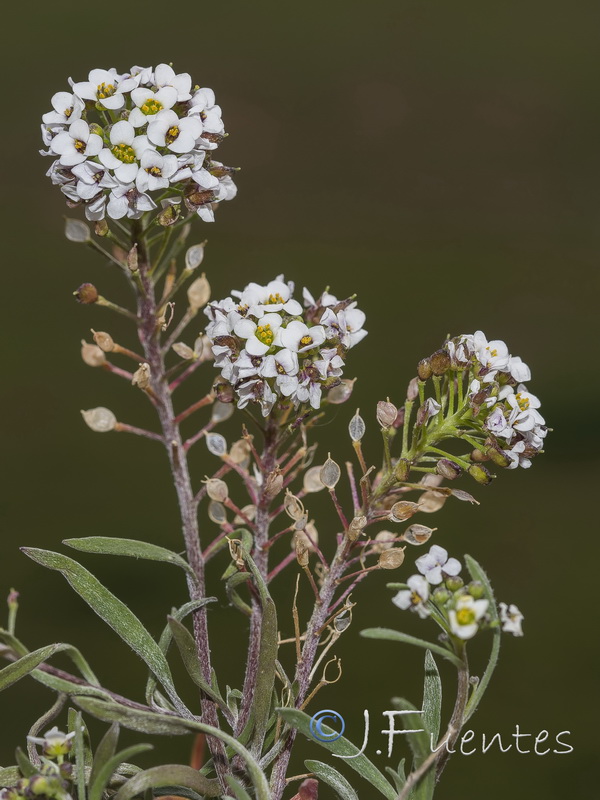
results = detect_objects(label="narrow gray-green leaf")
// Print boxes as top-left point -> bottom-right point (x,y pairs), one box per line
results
277,708 -> 395,800
90,744 -> 154,800
225,775 -> 252,800
390,697 -> 429,766
22,549 -> 183,711
64,538 -> 195,580
463,554 -> 501,723
0,766 -> 20,785
0,644 -> 69,692
305,760 -> 359,800
422,651 -> 442,744
0,630 -> 99,686
15,748 -> 35,778
114,765 -> 221,800
69,709 -> 89,800
361,628 -> 462,668
89,722 -> 119,791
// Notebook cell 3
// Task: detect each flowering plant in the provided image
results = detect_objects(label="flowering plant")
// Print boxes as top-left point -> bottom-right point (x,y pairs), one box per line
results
0,63 -> 547,800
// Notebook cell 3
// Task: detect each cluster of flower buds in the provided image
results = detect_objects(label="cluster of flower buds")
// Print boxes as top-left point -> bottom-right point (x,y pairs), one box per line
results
204,277 -> 367,416
418,330 -> 547,471
392,545 -> 523,639
1,729 -> 76,800
41,64 -> 237,223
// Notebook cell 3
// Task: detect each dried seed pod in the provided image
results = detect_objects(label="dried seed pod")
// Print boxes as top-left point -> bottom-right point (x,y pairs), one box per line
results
389,500 -> 420,522
429,349 -> 451,375
377,399 -> 398,428
234,504 -> 256,524
193,335 -> 206,358
417,358 -> 432,380
372,530 -> 396,553
378,548 -> 406,570
284,490 -> 305,521
403,524 -> 436,545
347,514 -> 367,542
468,464 -> 493,485
65,218 -> 91,243
348,410 -> 366,442
229,438 -> 251,465
131,362 -> 151,390
211,401 -> 234,423
80,340 -> 106,368
295,537 -> 310,567
320,455 -> 341,489
394,458 -> 411,482
187,273 -> 211,310
92,330 -> 115,353
265,469 -> 284,500
206,433 -> 227,457
205,478 -> 229,503
303,465 -> 326,493
292,530 -> 315,555
127,244 -> 138,272
74,283 -> 98,304
95,219 -> 109,237
418,491 -> 447,513
208,500 -> 227,525
172,342 -> 195,360
436,458 -> 462,480
81,407 -> 116,432
327,378 -> 356,405
185,243 -> 206,271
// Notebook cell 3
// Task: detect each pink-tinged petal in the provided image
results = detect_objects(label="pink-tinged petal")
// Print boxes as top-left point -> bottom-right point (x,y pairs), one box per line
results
154,86 -> 178,108
69,119 -> 89,141
110,120 -> 135,146
101,94 -> 125,110
127,108 -> 147,128
98,149 -> 122,170
71,81 -> 96,100
246,337 -> 270,357
115,163 -> 139,183
154,63 -> 175,86
84,134 -> 103,156
443,558 -> 462,577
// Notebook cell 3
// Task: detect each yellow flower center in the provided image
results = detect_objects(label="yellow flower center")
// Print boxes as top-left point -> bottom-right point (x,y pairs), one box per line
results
515,392 -> 530,411
256,324 -> 274,346
267,292 -> 285,304
140,98 -> 163,116
166,125 -> 180,144
487,347 -> 498,358
410,591 -> 422,605
276,362 -> 286,375
237,303 -> 249,316
456,608 -> 475,626
64,107 -> 73,118
97,82 -> 116,99
112,143 -> 136,164
146,166 -> 162,176
300,335 -> 313,347
74,139 -> 87,153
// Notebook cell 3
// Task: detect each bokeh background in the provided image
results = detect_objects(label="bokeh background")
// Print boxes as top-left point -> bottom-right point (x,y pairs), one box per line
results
1,1 -> 599,797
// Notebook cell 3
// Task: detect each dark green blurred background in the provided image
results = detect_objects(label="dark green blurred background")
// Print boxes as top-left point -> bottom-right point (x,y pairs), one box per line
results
1,1 -> 598,797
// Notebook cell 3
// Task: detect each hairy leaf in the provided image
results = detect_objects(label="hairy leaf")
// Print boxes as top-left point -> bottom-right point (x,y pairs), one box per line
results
0,766 -> 21,785
360,628 -> 463,668
64,537 -> 195,580
225,775 -> 253,800
0,644 -> 73,692
89,743 -> 154,800
422,651 -> 442,745
305,760 -> 359,800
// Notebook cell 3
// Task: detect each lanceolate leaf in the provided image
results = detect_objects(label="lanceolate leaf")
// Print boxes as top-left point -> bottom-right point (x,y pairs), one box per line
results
21,548 -> 186,714
305,760 -> 359,800
360,628 -> 463,669
88,723 -> 119,792
225,775 -> 253,800
277,708 -> 396,800
89,743 -> 154,800
0,644 -> 74,692
422,651 -> 442,745
0,630 -> 100,686
114,765 -> 221,800
64,537 -> 196,581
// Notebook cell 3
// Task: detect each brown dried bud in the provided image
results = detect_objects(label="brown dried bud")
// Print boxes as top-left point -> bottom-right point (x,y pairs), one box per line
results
484,440 -> 512,468
347,514 -> 367,542
372,530 -> 396,553
94,219 -> 109,237
127,244 -> 138,272
395,458 -> 411,482
264,468 -> 284,499
230,438 -> 252,465
92,329 -> 115,353
284,490 -> 305,521
320,455 -> 341,489
172,341 -> 195,360
389,500 -> 420,522
468,464 -> 493,485
403,524 -> 436,545
327,378 -> 356,405
205,478 -> 229,503
407,377 -> 420,402
292,529 -> 315,555
74,283 -> 98,304
378,547 -> 406,570
295,537 -> 310,567
418,491 -> 447,513
187,273 -> 211,310
417,358 -> 432,380
81,407 -> 116,432
429,349 -> 451,376
377,399 -> 398,428
293,778 -> 319,800
132,362 -> 152,390
157,204 -> 180,227
80,340 -> 106,367
436,458 -> 462,480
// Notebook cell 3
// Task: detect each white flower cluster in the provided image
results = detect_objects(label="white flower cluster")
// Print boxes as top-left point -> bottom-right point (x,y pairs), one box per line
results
447,331 -> 547,468
205,276 -> 367,416
392,545 -> 523,638
41,65 -> 236,222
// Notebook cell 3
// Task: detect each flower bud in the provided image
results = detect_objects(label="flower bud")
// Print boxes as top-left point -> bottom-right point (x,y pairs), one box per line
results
185,242 -> 206,271
436,458 -> 462,480
347,514 -> 367,542
467,580 -> 485,599
320,455 -> 341,489
377,399 -> 398,428
80,340 -> 106,367
403,524 -> 436,545
74,283 -> 98,304
372,530 -> 396,553
172,341 -> 195,360
157,204 -> 179,226
7,588 -> 19,611
484,440 -> 511,468
417,358 -> 432,380
327,378 -> 356,404
127,244 -> 138,272
349,410 -> 366,442
429,349 -> 451,376
264,468 -> 284,499
205,478 -> 229,503
206,433 -> 227,456
470,448 -> 488,462
407,377 -> 420,401
295,537 -> 309,568
303,465 -> 326,493
446,576 -> 464,592
432,587 -> 451,604
417,491 -> 446,513
389,500 -> 420,522
213,377 -> 235,403
131,362 -> 151,390
92,329 -> 115,353
468,464 -> 493,485
64,218 -> 91,243
284,490 -> 305,521
94,219 -> 109,237
81,407 -> 116,432
378,547 -> 405,570
187,273 -> 211,310
394,458 -> 411,481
